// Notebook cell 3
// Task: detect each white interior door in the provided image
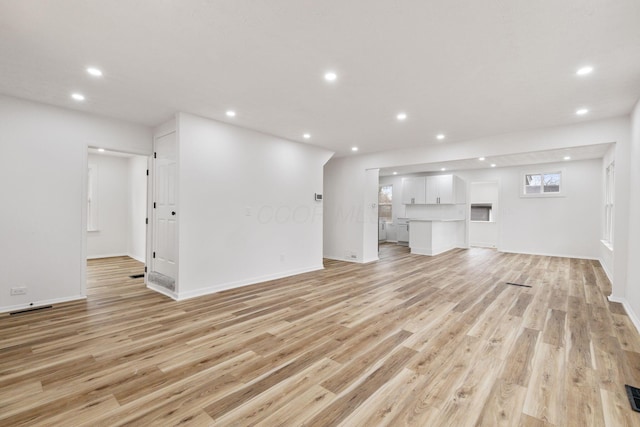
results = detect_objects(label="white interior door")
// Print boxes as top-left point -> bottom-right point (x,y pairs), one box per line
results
152,132 -> 177,280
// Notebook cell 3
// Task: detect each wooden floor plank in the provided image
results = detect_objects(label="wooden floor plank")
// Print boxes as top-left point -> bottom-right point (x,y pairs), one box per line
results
1,246 -> 640,425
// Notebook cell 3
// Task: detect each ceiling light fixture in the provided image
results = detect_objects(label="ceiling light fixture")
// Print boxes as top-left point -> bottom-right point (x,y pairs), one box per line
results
71,93 -> 85,101
576,66 -> 593,76
351,146 -> 358,152
441,168 -> 446,171
490,163 -> 496,168
436,134 -> 445,140
479,157 -> 485,161
97,148 -> 105,152
397,112 -> 407,121
564,156 -> 571,160
226,110 -> 236,117
576,108 -> 589,115
303,133 -> 311,139
86,67 -> 103,77
324,72 -> 337,82
393,172 -> 398,175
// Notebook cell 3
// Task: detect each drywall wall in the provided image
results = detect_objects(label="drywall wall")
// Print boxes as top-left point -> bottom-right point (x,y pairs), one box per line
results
175,112 -> 334,298
324,116 -> 629,263
455,160 -> 602,259
622,98 -> 640,328
0,95 -> 151,312
87,154 -> 129,258
128,155 -> 148,262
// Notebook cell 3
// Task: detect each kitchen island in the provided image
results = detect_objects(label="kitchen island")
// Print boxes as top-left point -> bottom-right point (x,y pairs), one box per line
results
408,218 -> 465,256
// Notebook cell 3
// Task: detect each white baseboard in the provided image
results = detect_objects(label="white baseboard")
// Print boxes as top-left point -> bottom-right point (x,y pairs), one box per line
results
497,248 -> 599,260
127,253 -> 146,263
608,295 -> 640,335
87,253 -> 128,260
175,264 -> 324,301
599,258 -> 613,283
324,255 -> 360,263
1,294 -> 86,314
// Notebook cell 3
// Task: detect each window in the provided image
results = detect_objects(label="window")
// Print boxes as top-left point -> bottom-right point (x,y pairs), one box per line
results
522,171 -> 562,197
470,204 -> 492,221
604,162 -> 615,245
378,185 -> 392,221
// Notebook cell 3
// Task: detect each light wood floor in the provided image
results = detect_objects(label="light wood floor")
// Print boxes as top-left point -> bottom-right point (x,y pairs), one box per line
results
2,245 -> 640,426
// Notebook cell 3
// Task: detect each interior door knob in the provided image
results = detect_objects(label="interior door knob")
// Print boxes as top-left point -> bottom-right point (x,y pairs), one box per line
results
171,211 -> 176,215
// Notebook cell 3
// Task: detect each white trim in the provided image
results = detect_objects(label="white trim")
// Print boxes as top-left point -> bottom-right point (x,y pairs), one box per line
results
607,296 -> 640,336
324,255 -> 360,263
175,264 -> 324,301
410,244 -> 458,256
127,253 -> 146,263
87,253 -> 129,259
599,258 -> 613,283
600,239 -> 614,252
1,295 -> 86,314
497,248 -> 599,261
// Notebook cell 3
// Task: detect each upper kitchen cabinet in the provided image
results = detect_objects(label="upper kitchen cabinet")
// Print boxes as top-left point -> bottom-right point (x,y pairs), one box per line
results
402,177 -> 426,205
426,175 -> 466,204
402,174 -> 466,205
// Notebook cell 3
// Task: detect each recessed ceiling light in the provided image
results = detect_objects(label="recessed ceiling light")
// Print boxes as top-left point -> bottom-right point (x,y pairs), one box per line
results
226,110 -> 236,117
490,163 -> 496,168
86,67 -> 103,77
479,157 -> 485,161
564,156 -> 571,160
351,146 -> 358,152
576,66 -> 593,76
397,112 -> 407,121
393,172 -> 398,175
436,134 -> 445,140
441,168 -> 446,171
71,93 -> 85,101
303,133 -> 311,139
97,148 -> 105,152
324,72 -> 337,82
576,108 -> 589,115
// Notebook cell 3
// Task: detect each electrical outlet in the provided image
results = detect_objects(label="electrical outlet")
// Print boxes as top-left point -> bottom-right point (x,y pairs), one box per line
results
280,254 -> 285,262
10,287 -> 27,296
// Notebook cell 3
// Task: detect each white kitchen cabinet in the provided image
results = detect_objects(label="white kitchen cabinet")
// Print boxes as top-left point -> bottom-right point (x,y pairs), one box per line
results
402,177 -> 426,205
426,175 -> 465,204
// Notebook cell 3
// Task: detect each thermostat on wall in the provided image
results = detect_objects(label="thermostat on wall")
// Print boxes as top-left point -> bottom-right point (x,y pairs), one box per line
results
314,193 -> 323,201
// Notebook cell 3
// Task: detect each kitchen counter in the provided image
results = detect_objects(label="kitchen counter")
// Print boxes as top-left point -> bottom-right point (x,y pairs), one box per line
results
408,219 -> 463,256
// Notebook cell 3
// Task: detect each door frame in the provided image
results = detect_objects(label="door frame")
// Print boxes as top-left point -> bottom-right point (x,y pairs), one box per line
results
81,145 -> 152,297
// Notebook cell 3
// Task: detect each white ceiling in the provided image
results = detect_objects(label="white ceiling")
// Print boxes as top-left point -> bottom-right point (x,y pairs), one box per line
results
379,143 -> 613,176
1,1 -> 639,157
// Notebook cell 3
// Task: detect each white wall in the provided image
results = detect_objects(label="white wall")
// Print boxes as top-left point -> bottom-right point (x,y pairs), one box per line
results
455,160 -> 602,258
175,112 -> 334,299
324,117 -> 629,263
0,95 -> 151,312
87,154 -> 129,258
618,98 -> 640,328
128,155 -> 148,262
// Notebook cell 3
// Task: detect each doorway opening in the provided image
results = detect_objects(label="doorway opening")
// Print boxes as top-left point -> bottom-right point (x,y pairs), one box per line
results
85,147 -> 149,291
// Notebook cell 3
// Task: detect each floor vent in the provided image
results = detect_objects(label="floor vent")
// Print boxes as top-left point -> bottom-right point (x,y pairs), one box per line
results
625,385 -> 640,412
129,274 -> 145,279
506,282 -> 532,288
10,305 -> 53,315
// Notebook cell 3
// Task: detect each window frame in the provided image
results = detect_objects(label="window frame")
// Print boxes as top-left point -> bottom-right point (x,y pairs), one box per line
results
520,169 -> 565,198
